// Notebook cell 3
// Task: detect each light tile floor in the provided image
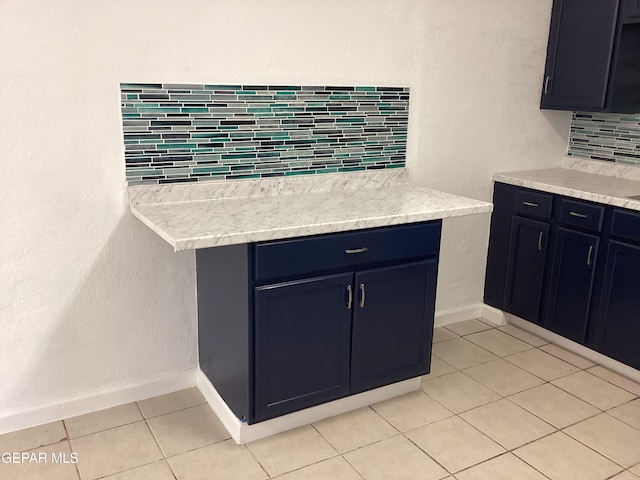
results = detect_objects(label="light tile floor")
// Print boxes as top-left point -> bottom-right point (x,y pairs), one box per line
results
2,318 -> 640,479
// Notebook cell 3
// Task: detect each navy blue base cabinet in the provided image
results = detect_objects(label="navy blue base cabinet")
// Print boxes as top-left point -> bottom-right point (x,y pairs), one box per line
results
198,221 -> 441,424
484,182 -> 640,371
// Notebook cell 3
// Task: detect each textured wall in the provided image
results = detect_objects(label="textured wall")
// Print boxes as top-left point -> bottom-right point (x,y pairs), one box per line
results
0,0 -> 423,420
409,0 -> 571,313
0,0 -> 571,421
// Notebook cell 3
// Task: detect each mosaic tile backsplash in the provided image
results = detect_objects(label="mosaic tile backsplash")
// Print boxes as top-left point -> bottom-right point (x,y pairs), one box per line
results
120,83 -> 409,185
568,112 -> 640,165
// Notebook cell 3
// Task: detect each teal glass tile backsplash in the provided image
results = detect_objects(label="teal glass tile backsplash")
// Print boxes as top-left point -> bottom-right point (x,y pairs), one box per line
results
120,83 -> 409,185
568,112 -> 640,165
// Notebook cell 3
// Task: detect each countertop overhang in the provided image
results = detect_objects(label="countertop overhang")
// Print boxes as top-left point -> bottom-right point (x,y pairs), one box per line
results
129,172 -> 493,251
494,167 -> 640,211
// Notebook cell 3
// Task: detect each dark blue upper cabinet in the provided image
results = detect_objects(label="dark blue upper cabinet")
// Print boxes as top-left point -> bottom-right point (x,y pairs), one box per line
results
541,0 -> 619,111
254,273 -> 353,422
350,260 -> 436,393
541,0 -> 640,113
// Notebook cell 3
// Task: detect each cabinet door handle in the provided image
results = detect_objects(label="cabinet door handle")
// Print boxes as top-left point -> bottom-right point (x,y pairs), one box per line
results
569,211 -> 588,219
345,247 -> 369,254
538,231 -> 543,251
544,75 -> 550,94
522,201 -> 539,207
587,245 -> 594,266
347,284 -> 353,309
359,283 -> 366,308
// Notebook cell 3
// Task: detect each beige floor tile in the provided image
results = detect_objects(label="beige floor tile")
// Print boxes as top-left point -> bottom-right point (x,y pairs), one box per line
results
103,460 -> 174,480
460,399 -> 555,449
465,329 -> 532,357
147,404 -> 229,457
422,372 -> 501,414
432,338 -> 498,370
70,421 -> 163,480
0,441 -> 79,480
372,390 -> 453,432
587,366 -> 640,396
247,425 -> 336,477
64,403 -> 142,438
498,325 -> 549,347
610,472 -> 640,480
631,463 -> 640,476
514,431 -> 622,480
344,434 -> 448,480
564,413 -> 640,468
444,319 -> 493,336
510,383 -> 600,428
422,355 -> 458,381
610,399 -> 640,430
406,416 -> 505,473
0,421 -> 67,452
552,371 -> 636,410
434,326 -> 460,343
169,439 -> 267,480
313,407 -> 396,453
137,387 -> 205,419
506,348 -> 579,381
455,452 -> 548,480
273,456 -> 362,480
463,359 -> 545,396
540,344 -> 596,369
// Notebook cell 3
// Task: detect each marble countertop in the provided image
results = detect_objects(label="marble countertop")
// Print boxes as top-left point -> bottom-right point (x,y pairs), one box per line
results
494,167 -> 640,211
129,171 -> 492,251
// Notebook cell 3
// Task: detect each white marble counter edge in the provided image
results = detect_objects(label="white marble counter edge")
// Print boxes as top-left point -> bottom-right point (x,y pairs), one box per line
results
133,202 -> 492,251
493,172 -> 640,211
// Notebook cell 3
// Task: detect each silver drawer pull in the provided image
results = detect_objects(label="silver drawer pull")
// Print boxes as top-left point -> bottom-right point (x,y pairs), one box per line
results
359,283 -> 366,308
522,201 -> 539,207
538,231 -> 543,251
347,284 -> 353,309
569,211 -> 588,219
587,245 -> 594,266
345,247 -> 369,254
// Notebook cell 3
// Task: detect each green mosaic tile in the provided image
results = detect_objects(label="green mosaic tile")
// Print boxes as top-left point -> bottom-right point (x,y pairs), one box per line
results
121,83 -> 408,184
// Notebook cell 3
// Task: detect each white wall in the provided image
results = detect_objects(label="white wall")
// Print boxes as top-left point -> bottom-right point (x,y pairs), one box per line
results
409,0 -> 572,315
0,0 -> 571,425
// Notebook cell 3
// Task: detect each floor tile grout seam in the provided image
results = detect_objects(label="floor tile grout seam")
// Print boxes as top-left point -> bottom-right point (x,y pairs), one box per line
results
135,400 -> 179,480
240,439 -> 272,480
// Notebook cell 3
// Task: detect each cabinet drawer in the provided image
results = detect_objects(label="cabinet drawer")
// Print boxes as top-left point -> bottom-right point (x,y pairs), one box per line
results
253,222 -> 441,282
559,199 -> 604,232
514,190 -> 553,219
611,209 -> 640,243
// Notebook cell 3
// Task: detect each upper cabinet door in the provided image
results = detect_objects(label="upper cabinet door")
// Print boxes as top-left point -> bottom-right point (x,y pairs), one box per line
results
541,0 -> 619,111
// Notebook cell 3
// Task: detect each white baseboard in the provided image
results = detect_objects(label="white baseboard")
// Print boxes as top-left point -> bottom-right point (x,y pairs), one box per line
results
480,304 -> 507,326
0,369 -> 197,435
197,369 -> 420,444
434,303 -> 483,327
506,313 -> 640,384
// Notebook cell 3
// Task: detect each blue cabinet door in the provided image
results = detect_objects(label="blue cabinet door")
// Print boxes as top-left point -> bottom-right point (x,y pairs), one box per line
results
541,0 -> 619,110
254,272 -> 353,422
504,216 -> 550,322
594,240 -> 640,368
545,228 -> 599,343
350,260 -> 437,393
